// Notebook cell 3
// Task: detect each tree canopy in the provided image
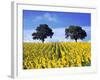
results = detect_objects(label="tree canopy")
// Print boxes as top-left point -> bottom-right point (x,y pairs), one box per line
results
65,25 -> 87,42
32,24 -> 54,43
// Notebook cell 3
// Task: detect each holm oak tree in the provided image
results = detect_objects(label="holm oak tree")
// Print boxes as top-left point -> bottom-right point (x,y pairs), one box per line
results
32,24 -> 54,43
65,25 -> 87,42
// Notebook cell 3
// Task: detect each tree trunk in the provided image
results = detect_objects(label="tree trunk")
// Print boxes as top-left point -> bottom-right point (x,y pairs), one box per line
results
75,39 -> 77,42
42,39 -> 44,43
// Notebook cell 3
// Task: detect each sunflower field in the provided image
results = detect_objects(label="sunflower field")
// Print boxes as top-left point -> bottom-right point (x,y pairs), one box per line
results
23,42 -> 91,69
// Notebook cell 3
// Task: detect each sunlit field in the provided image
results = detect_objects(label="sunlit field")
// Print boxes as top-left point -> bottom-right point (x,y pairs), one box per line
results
23,42 -> 91,69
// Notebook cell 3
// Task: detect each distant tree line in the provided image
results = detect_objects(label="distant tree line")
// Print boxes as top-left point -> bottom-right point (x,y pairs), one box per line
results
32,24 -> 87,43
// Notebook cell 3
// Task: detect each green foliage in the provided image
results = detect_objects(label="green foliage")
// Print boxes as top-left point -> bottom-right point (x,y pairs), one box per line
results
65,25 -> 87,42
32,24 -> 54,43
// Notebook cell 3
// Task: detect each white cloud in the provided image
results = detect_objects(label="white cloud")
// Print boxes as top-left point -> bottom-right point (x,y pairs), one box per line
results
43,13 -> 57,22
88,40 -> 91,42
33,13 -> 57,22
23,30 -> 33,42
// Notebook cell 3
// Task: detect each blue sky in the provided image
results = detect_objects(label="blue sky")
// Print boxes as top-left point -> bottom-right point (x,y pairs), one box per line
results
23,10 -> 91,42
